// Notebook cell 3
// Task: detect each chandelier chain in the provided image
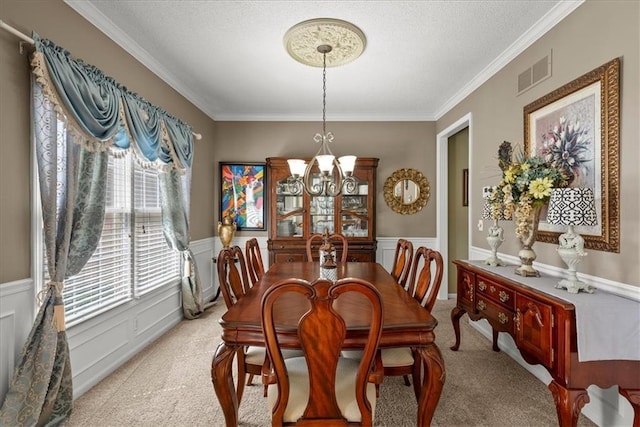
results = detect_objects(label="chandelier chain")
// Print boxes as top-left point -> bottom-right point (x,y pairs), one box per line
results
322,51 -> 327,138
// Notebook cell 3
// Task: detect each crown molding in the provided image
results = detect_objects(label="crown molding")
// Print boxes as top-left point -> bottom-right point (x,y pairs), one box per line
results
435,0 -> 584,119
65,0 -> 584,122
64,0 -> 218,119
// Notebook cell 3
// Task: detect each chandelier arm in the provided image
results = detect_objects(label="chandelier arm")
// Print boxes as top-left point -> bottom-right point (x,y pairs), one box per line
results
302,158 -> 326,197
286,176 -> 304,195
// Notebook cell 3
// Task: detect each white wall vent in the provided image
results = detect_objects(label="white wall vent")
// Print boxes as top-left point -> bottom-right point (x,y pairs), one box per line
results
517,51 -> 552,95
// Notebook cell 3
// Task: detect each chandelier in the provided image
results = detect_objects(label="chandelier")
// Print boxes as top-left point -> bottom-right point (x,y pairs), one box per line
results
283,18 -> 366,197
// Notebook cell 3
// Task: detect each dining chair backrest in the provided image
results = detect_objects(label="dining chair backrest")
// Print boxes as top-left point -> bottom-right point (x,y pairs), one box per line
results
217,246 -> 251,309
262,277 -> 383,425
406,246 -> 444,311
245,238 -> 265,286
391,239 -> 414,288
306,232 -> 349,263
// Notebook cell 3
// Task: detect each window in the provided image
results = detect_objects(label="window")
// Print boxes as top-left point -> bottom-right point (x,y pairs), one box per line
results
38,142 -> 180,327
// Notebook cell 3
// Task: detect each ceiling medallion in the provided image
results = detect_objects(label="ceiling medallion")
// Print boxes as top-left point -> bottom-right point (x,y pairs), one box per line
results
283,18 -> 366,67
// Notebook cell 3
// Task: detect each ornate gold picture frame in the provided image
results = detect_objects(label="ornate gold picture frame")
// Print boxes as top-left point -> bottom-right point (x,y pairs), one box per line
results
383,168 -> 430,215
524,58 -> 620,252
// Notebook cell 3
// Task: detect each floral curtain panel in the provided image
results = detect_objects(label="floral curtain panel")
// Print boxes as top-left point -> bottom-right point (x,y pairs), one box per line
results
0,33 -> 202,425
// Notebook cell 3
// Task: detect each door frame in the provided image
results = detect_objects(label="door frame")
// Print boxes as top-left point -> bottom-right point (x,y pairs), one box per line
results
436,113 -> 472,299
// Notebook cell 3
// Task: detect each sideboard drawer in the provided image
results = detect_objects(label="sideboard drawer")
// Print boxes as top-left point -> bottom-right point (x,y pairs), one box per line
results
476,296 -> 514,334
477,274 -> 515,310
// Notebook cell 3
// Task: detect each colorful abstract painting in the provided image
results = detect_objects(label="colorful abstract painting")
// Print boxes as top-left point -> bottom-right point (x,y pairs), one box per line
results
219,162 -> 266,230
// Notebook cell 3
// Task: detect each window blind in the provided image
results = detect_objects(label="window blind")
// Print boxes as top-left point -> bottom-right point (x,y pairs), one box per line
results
44,153 -> 180,326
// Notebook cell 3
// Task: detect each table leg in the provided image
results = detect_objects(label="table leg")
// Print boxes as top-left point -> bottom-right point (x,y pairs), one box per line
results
211,342 -> 240,427
619,388 -> 640,427
450,306 -> 466,351
548,380 -> 590,427
415,343 -> 445,426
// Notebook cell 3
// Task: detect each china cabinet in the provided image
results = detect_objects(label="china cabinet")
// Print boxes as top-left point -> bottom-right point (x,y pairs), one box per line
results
266,157 -> 378,265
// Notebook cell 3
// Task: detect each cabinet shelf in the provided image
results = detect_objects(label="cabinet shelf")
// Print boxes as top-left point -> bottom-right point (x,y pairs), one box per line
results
267,157 -> 378,265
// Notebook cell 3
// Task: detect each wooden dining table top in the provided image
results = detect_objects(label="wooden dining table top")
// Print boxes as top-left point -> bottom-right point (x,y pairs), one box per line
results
212,261 -> 446,426
219,262 -> 439,349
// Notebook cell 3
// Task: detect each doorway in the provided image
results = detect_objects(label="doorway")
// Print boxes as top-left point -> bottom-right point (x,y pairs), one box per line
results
436,113 -> 472,300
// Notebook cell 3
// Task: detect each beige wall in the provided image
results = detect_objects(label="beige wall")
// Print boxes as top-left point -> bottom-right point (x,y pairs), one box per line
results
2,0 -> 637,288
437,0 -> 639,286
213,121 -> 437,238
0,0 -> 216,283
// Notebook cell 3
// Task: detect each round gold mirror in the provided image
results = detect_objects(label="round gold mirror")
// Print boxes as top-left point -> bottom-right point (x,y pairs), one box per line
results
383,168 -> 430,214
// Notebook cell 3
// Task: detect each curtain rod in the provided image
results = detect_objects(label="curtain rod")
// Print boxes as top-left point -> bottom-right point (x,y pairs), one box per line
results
0,19 -> 202,141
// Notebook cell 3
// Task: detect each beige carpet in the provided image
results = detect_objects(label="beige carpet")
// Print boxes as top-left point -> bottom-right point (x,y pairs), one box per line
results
65,298 -> 596,426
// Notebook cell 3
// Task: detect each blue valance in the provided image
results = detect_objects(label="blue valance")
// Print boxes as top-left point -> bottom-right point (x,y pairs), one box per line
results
31,32 -> 193,170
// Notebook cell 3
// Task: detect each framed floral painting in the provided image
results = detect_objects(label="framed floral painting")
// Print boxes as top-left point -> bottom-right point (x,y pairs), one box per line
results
219,162 -> 266,230
524,58 -> 620,252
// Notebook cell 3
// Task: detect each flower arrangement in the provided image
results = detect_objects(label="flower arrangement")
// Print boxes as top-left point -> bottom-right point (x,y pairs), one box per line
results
488,141 -> 568,238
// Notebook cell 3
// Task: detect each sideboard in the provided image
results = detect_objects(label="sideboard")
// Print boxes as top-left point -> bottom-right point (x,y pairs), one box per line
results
451,260 -> 640,427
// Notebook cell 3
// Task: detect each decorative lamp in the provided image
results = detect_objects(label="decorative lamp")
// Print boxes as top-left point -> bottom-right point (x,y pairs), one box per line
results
546,187 -> 597,294
481,200 -> 509,266
283,19 -> 364,197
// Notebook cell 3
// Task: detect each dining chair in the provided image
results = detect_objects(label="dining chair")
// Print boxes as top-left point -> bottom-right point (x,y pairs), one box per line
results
217,246 -> 263,397
245,237 -> 265,286
217,246 -> 303,398
380,246 -> 444,399
390,239 -> 414,288
261,277 -> 384,426
306,232 -> 349,262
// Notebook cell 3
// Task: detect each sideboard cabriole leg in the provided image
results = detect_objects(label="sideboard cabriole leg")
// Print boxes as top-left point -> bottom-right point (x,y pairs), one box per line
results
212,342 -> 240,427
619,388 -> 640,427
416,344 -> 445,426
548,380 -> 590,427
492,328 -> 500,352
450,306 -> 466,351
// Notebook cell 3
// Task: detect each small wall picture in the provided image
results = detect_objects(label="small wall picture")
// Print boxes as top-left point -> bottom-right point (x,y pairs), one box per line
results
462,168 -> 469,207
219,162 -> 266,230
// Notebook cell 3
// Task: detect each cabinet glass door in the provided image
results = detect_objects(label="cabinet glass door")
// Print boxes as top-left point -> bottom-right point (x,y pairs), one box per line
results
341,180 -> 369,237
310,195 -> 335,234
275,179 -> 303,237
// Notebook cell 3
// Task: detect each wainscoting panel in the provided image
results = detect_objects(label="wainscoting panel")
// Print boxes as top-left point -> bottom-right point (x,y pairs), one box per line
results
67,283 -> 183,397
375,237 -> 438,273
191,237 -> 216,302
0,279 -> 34,401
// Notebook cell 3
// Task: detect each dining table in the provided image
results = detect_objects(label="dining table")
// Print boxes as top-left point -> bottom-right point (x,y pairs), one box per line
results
211,261 -> 445,426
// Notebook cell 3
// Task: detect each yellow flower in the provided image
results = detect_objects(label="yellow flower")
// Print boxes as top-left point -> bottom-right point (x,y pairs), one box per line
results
520,162 -> 530,171
504,168 -> 516,183
528,177 -> 553,199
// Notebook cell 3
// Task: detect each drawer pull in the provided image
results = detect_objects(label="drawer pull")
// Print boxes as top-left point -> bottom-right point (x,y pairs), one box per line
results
499,291 -> 509,302
477,300 -> 487,311
498,312 -> 509,324
478,281 -> 487,291
287,257 -> 295,262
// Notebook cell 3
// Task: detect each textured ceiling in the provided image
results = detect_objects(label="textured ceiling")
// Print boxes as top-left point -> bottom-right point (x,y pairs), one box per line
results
65,1 -> 582,121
